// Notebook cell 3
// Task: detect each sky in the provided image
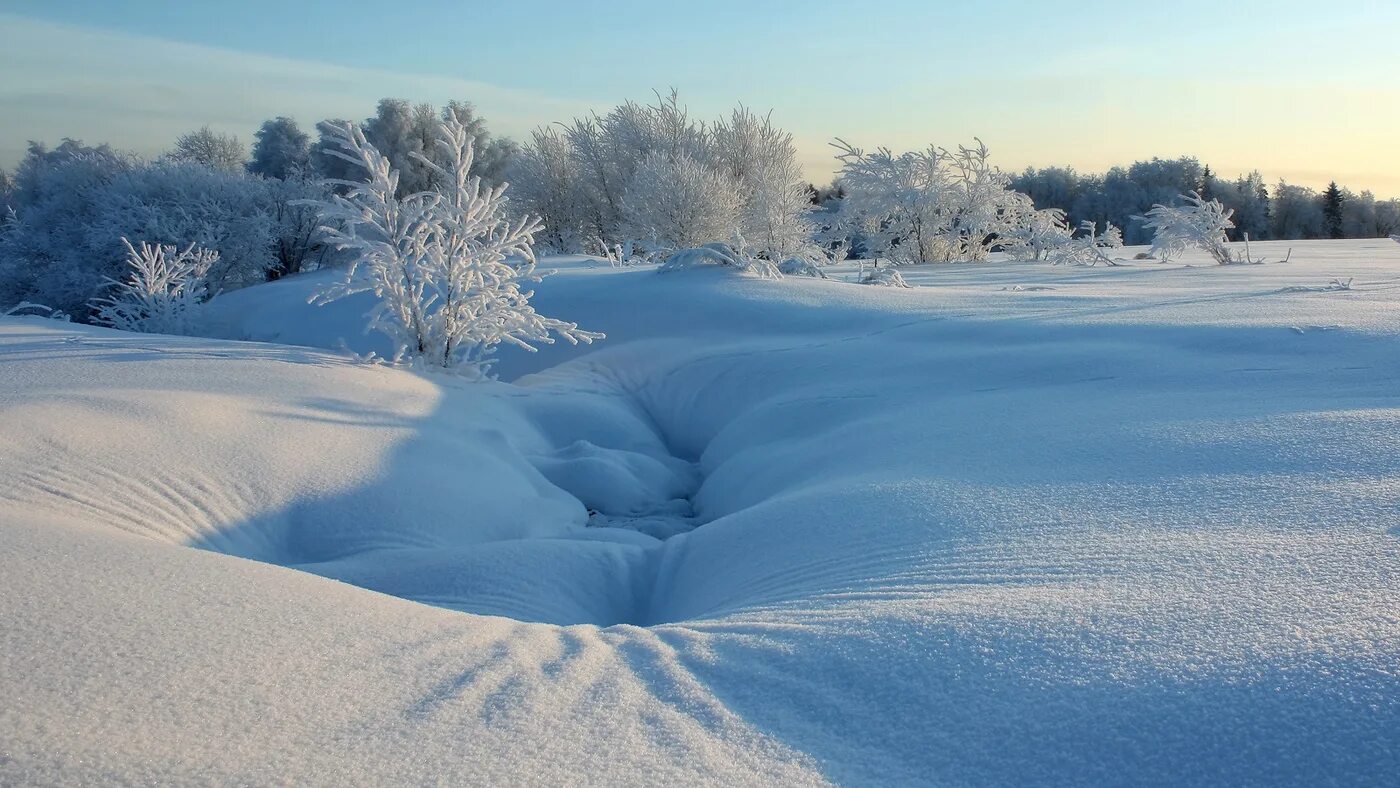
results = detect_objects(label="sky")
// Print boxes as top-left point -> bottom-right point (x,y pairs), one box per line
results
2,0 -> 1399,195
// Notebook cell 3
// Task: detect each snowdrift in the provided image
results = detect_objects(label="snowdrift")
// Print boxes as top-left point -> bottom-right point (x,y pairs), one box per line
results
4,239 -> 1400,784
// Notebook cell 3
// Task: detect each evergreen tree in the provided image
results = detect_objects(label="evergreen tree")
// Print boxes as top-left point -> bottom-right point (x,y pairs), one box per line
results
1322,181 -> 1345,239
1200,165 -> 1217,202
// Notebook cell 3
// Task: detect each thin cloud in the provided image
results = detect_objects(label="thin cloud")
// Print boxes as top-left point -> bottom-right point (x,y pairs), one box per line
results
0,13 -> 602,164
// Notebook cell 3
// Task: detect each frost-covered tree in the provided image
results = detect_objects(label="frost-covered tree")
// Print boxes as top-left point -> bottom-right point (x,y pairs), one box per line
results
558,91 -> 711,249
512,92 -> 814,257
1139,191 -> 1236,263
90,238 -> 214,335
710,107 -> 814,259
508,126 -> 587,252
1012,166 -> 1079,214
832,137 -> 1028,263
169,126 -> 247,173
1098,221 -> 1124,249
265,176 -> 330,278
1269,180 -> 1325,240
1212,171 -> 1270,240
442,100 -> 517,187
307,117 -> 601,375
1335,191 -> 1400,238
621,152 -> 742,252
1373,197 -> 1400,237
97,161 -> 276,288
830,140 -> 954,264
314,99 -> 515,196
248,117 -> 311,180
1199,165 -> 1218,202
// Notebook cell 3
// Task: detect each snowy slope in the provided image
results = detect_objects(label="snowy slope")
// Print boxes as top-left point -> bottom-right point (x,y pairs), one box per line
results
5,239 -> 1400,784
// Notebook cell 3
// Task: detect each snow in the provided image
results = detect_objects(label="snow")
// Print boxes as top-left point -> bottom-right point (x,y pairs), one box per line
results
5,239 -> 1400,784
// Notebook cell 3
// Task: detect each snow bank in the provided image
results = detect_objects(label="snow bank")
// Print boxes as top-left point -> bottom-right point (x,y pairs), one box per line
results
6,239 -> 1400,784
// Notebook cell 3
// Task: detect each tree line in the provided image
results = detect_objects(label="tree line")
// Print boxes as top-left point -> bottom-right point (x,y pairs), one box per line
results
1001,159 -> 1399,244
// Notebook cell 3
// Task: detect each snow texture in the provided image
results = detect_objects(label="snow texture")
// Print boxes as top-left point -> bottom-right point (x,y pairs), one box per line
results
5,238 -> 1400,784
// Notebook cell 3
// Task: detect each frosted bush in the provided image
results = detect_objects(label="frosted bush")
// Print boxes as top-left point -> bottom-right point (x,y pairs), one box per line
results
2,301 -> 71,321
777,257 -> 827,278
858,262 -> 911,287
90,238 -> 215,335
1002,206 -> 1072,261
658,243 -> 782,280
833,137 -> 1031,264
1139,191 -> 1236,264
1049,222 -> 1124,267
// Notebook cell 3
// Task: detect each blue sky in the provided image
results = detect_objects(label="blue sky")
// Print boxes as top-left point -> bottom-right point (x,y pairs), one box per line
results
3,0 -> 1399,193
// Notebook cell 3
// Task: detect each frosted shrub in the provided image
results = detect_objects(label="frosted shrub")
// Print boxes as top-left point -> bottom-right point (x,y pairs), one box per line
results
833,138 -> 1030,264
658,242 -> 782,280
2,302 -> 71,321
90,239 -> 215,335
1050,222 -> 1124,267
777,257 -> 827,278
1002,206 -> 1072,261
307,117 -> 601,376
1139,192 -> 1236,264
858,262 -> 911,288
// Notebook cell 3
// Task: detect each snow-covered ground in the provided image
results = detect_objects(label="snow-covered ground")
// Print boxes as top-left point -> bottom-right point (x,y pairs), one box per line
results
4,239 -> 1400,784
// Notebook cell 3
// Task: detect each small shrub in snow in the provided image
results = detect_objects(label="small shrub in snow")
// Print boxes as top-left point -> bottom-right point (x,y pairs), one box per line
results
90,238 -> 214,335
777,256 -> 827,278
1139,191 -> 1236,264
307,117 -> 601,376
1050,222 -> 1124,267
1002,207 -> 1072,261
857,262 -> 911,288
2,301 -> 71,321
1099,222 -> 1124,249
658,242 -> 782,280
595,239 -> 657,267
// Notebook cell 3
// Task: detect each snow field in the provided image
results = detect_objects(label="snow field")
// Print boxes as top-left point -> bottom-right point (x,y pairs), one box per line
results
4,238 -> 1400,783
